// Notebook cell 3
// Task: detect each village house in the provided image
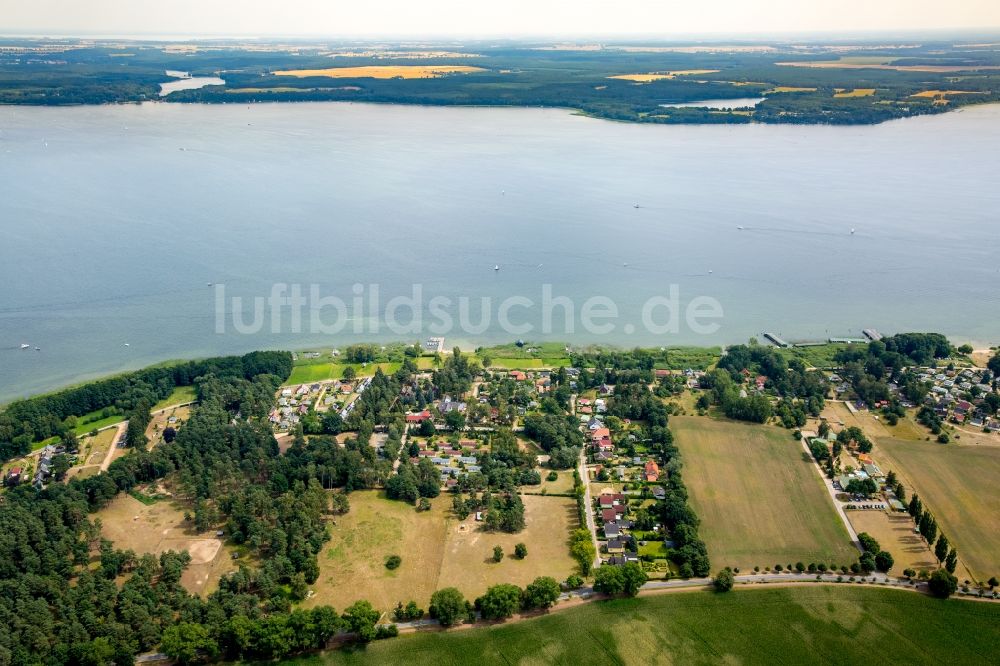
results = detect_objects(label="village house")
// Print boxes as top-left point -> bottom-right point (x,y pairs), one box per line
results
643,460 -> 660,482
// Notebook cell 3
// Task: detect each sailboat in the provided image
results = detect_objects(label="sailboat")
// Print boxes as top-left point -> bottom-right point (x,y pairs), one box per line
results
494,264 -> 500,271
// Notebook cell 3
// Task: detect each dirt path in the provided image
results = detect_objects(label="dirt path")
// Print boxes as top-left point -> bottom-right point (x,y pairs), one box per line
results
577,447 -> 600,570
100,421 -> 128,472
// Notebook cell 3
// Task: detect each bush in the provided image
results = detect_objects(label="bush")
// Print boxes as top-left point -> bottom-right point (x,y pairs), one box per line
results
713,568 -> 735,592
514,543 -> 528,559
928,569 -> 958,598
385,555 -> 402,570
564,574 -> 584,589
493,545 -> 504,562
937,432 -> 950,444
546,470 -> 558,482
375,624 -> 399,639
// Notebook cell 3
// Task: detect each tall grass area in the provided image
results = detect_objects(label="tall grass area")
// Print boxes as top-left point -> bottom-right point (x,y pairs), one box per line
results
300,587 -> 1000,665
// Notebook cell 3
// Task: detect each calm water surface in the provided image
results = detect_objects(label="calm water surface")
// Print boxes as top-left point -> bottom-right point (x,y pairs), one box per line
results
1,102 -> 999,401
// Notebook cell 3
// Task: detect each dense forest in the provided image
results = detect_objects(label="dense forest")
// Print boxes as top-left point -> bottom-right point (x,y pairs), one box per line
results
0,352 -> 292,464
3,38 -> 1000,124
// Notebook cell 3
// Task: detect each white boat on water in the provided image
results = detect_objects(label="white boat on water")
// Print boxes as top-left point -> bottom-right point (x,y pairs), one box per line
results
494,264 -> 500,271
20,343 -> 30,349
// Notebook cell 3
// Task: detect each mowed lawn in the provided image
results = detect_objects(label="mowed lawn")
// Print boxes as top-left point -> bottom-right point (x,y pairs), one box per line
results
673,416 -> 857,569
875,438 -> 1000,582
307,491 -> 578,614
299,587 -> 1000,665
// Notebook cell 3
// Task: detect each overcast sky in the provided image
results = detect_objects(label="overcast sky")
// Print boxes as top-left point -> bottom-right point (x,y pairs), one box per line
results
4,0 -> 999,38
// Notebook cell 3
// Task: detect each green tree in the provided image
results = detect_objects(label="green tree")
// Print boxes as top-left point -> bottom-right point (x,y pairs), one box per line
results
342,366 -> 357,381
569,529 -> 596,575
493,545 -> 504,562
522,576 -> 561,609
714,567 -> 735,592
945,548 -> 958,574
620,562 -> 648,596
161,623 -> 219,665
514,543 -> 528,559
478,583 -> 523,620
429,587 -> 466,627
874,551 -> 894,573
593,566 -> 624,595
934,534 -> 950,563
928,569 -> 958,598
341,600 -> 380,642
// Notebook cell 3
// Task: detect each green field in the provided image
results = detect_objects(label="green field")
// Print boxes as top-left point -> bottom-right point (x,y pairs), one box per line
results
152,385 -> 197,410
296,587 -> 1000,665
673,416 -> 857,570
875,438 -> 1000,583
70,410 -> 124,435
776,343 -> 856,368
286,363 -> 403,385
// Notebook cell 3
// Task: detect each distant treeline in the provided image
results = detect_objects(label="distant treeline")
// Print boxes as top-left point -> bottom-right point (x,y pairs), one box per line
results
4,41 -> 1000,125
0,351 -> 292,462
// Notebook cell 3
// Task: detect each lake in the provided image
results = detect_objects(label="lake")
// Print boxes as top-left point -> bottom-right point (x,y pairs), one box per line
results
660,97 -> 766,109
1,101 -> 999,401
159,72 -> 226,96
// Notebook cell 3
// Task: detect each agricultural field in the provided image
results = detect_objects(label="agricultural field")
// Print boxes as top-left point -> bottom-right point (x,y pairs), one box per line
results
299,587 -> 1000,665
274,65 -> 487,79
97,493 -> 236,596
874,438 -> 1000,583
846,510 -> 936,575
673,416 -> 857,570
608,69 -> 720,82
833,88 -> 876,97
308,491 -> 578,613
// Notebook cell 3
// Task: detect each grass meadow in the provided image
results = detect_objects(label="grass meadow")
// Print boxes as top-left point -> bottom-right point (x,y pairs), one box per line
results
296,586 -> 1000,665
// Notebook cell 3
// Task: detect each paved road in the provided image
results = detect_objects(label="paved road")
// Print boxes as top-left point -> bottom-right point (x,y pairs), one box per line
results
799,433 -> 862,550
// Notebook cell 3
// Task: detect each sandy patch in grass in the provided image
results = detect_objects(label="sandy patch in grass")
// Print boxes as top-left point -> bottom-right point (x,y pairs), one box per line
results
274,65 -> 487,79
97,494 -> 233,596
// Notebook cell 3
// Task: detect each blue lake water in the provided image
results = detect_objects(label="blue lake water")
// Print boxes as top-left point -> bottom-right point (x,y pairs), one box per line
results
1,101 -> 999,401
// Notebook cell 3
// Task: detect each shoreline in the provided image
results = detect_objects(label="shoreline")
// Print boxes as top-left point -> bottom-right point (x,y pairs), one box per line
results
4,336 -> 995,408
7,95 -> 996,127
